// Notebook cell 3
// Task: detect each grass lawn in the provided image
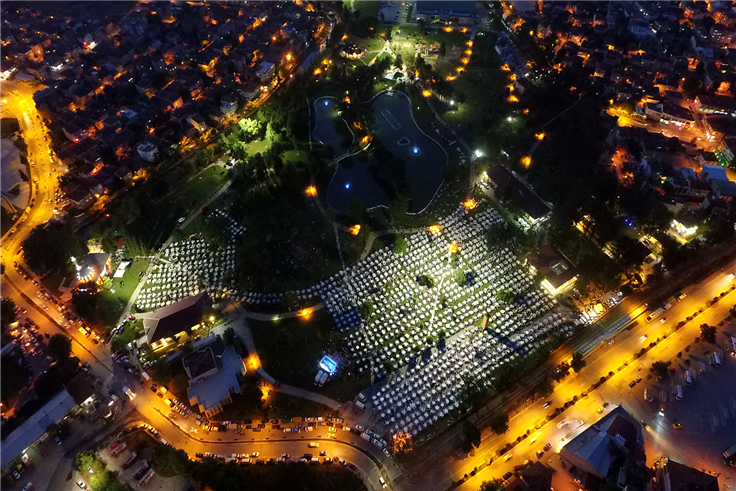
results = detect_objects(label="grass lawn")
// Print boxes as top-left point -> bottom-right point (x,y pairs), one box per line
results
245,137 -> 273,156
282,149 -> 309,164
248,310 -> 367,402
248,309 -> 337,388
93,261 -> 149,328
170,166 -> 230,212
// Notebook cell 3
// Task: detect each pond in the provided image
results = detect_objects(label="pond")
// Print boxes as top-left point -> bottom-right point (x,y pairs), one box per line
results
318,91 -> 447,214
312,97 -> 352,159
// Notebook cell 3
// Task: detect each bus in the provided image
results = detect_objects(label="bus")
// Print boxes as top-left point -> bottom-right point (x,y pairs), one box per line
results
646,308 -> 665,322
675,385 -> 683,401
685,371 -> 692,385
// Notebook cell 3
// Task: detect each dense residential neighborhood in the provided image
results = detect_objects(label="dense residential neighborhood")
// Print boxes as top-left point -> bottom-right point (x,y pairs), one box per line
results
1,3 -> 736,491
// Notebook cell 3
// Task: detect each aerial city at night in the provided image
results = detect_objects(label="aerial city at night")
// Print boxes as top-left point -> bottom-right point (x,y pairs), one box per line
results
2,1 -> 736,491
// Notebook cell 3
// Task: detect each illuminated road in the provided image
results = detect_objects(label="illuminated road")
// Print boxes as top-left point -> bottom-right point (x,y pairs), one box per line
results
403,260 -> 736,491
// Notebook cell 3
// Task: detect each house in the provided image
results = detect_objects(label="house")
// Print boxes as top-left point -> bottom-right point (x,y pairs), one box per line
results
700,164 -> 729,182
67,185 -> 95,210
657,460 -> 720,491
505,462 -> 554,491
257,60 -> 276,82
137,141 -> 159,163
709,178 -> 736,203
693,94 -> 736,118
184,341 -> 245,418
485,166 -> 551,224
559,405 -> 649,491
644,103 -> 695,129
141,292 -> 211,351
525,245 -> 578,296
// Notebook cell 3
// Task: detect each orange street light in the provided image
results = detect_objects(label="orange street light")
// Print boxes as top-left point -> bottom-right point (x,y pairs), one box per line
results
463,198 -> 477,210
422,90 -> 432,97
447,243 -> 460,254
428,224 -> 442,235
286,53 -> 292,61
298,307 -> 314,317
305,185 -> 317,197
521,156 -> 532,168
508,95 -> 519,103
535,132 -> 546,140
348,224 -> 361,235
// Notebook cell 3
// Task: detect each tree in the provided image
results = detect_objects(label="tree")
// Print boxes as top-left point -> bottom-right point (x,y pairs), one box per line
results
489,412 -> 510,435
455,269 -> 468,286
22,221 -> 87,274
359,299 -> 375,319
461,421 -> 481,453
237,118 -> 262,142
570,351 -> 586,373
222,327 -> 236,347
151,443 -> 191,477
152,358 -> 172,384
481,481 -> 503,491
1,298 -> 18,330
48,334 -> 72,361
393,236 -> 408,254
537,378 -> 554,397
651,361 -> 669,379
195,148 -> 215,169
76,451 -> 97,472
700,324 -> 717,344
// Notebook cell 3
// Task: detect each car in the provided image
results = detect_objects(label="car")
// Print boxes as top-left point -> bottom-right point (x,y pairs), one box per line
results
503,472 -> 514,481
319,451 -> 327,456
542,401 -> 552,409
659,317 -> 667,324
23,483 -> 34,491
641,335 -> 647,341
150,386 -> 158,393
536,450 -> 545,458
556,420 -> 569,429
328,427 -> 337,433
543,443 -> 552,452
76,479 -> 87,489
629,380 -> 637,388
250,452 -> 259,458
178,217 -> 186,223
379,476 -> 388,488
503,454 -> 513,462
54,435 -> 62,445
281,453 -> 290,458
674,291 -> 686,301
673,422 -> 682,429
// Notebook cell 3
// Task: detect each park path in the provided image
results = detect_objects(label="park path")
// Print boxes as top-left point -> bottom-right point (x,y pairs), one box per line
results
117,175 -> 232,325
219,304 -> 343,412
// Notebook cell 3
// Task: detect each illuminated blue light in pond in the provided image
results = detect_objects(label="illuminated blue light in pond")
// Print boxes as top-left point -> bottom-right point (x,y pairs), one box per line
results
324,100 -> 329,106
413,147 -> 419,154
345,182 -> 351,189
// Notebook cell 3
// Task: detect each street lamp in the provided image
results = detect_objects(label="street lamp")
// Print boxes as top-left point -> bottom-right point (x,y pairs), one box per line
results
474,149 -> 483,158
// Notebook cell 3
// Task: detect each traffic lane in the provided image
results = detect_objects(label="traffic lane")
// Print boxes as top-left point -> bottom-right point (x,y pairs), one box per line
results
452,283 -> 736,487
1,279 -> 114,377
131,414 -> 388,491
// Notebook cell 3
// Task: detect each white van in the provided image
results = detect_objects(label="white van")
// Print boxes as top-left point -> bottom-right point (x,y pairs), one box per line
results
712,352 -> 722,366
675,385 -> 683,401
685,371 -> 692,385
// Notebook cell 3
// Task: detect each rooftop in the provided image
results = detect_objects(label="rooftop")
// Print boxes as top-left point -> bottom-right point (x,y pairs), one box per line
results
187,346 -> 244,412
1,389 -> 76,468
664,460 -> 720,491
486,165 -> 551,221
142,291 -> 210,344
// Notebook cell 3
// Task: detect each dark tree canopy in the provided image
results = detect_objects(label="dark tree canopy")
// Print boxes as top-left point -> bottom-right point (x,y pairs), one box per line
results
22,222 -> 87,274
48,334 -> 72,361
